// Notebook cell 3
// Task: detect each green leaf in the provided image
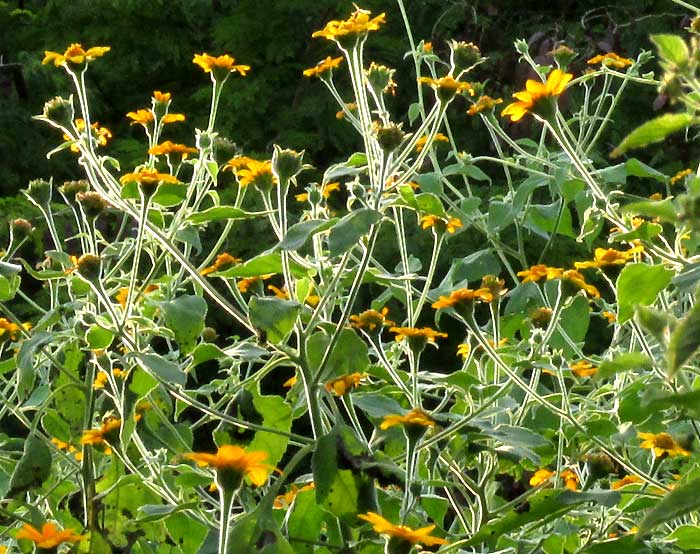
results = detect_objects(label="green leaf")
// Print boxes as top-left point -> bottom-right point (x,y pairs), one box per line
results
187,206 -> 260,224
160,295 -> 207,353
524,201 -> 575,239
616,263 -> 674,324
86,325 -> 115,350
638,478 -> 700,535
665,525 -> 700,550
415,193 -> 447,218
610,221 -> 663,242
651,34 -> 690,67
611,113 -> 694,158
9,435 -> 51,494
137,501 -> 200,523
306,328 -> 369,381
582,536 -> 650,554
668,300 -> 700,377
188,343 -> 228,369
621,198 -> 678,222
439,249 -> 501,287
165,512 -> 209,554
248,297 -> 301,344
0,274 -> 20,301
247,387 -> 291,469
488,201 -> 516,232
131,353 -> 186,387
596,352 -> 653,380
16,331 -> 53,400
286,488 -> 326,554
635,305 -> 675,345
277,218 -> 337,251
152,183 -> 187,207
216,250 -> 307,278
625,158 -> 668,182
328,208 -> 382,257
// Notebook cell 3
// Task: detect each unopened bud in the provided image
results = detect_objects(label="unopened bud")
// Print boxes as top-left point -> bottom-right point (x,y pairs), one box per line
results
272,145 -> 305,182
77,191 -> 109,219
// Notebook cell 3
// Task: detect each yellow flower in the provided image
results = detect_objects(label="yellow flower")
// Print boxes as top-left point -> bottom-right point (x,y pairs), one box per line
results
422,42 -> 433,53
126,109 -> 154,126
587,52 -> 634,69
457,343 -> 471,359
119,168 -> 180,186
115,284 -> 158,308
380,408 -> 435,430
420,214 -> 462,234
414,132 -> 449,152
153,90 -> 171,103
529,468 -> 554,487
358,512 -> 448,547
312,8 -> 386,41
283,374 -> 297,388
15,522 -> 84,548
226,158 -> 277,189
574,246 -> 644,269
296,182 -> 341,203
336,102 -> 358,120
80,417 -> 121,454
431,287 -> 494,309
184,444 -> 272,487
671,168 -> 692,185
517,264 -> 564,283
389,326 -> 447,344
63,118 -> 112,152
51,437 -> 83,461
638,432 -> 690,457
274,482 -> 315,509
611,474 -> 642,490
237,274 -> 273,293
268,284 -> 289,300
42,43 -> 110,67
0,318 -> 31,341
570,360 -> 597,377
418,75 -> 475,101
201,253 -> 242,276
502,69 -> 573,122
162,113 -> 186,124
561,469 -> 579,491
467,95 -> 503,116
325,373 -> 364,396
93,368 -> 129,389
303,56 -> 343,77
602,311 -> 617,324
193,53 -> 250,80
561,269 -> 601,299
148,141 -> 197,159
349,307 -> 394,332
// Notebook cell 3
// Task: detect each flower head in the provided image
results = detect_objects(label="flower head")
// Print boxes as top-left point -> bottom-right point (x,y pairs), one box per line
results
120,168 -> 179,187
236,274 -> 274,293
358,512 -> 448,547
457,343 -> 472,359
414,132 -> 449,152
561,269 -> 600,299
502,69 -> 573,122
115,284 -> 158,309
432,287 -> 494,309
312,8 -> 386,43
389,326 -> 447,351
201,253 -> 242,276
570,360 -> 597,377
587,52 -> 634,69
349,307 -> 394,332
153,90 -> 171,103
0,318 -> 31,342
467,95 -> 503,116
529,468 -> 554,487
671,168 -> 692,185
193,53 -> 250,81
420,214 -> 462,234
185,444 -> 272,488
42,43 -> 110,68
64,118 -> 112,152
325,373 -> 364,396
561,469 -> 580,491
127,109 -> 154,126
80,417 -> 121,454
303,56 -> 343,78
148,141 -> 197,159
380,408 -> 435,430
418,75 -> 474,102
226,158 -> 277,190
574,246 -> 644,269
611,474 -> 643,489
16,521 -> 84,548
638,432 -> 690,458
274,482 -> 315,509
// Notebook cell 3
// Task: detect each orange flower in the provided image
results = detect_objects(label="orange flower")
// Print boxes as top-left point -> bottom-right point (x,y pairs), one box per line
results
312,8 -> 386,41
273,482 -> 315,509
638,432 -> 690,457
51,437 -> 83,461
349,307 -> 394,332
671,168 -> 692,185
193,53 -> 250,79
587,52 -> 634,69
148,141 -> 197,159
42,43 -> 110,67
432,287 -> 494,309
389,326 -> 447,344
119,168 -> 180,186
237,274 -> 274,293
561,269 -> 601,299
380,408 -> 435,430
325,373 -> 364,396
529,468 -> 554,487
153,90 -> 171,103
201,253 -> 242,276
16,521 -> 84,548
561,469 -> 580,491
185,444 -> 272,487
80,417 -> 121,454
0,318 -> 31,341
414,132 -> 449,152
126,109 -> 154,126
303,56 -> 343,78
517,264 -> 563,283
115,284 -> 158,308
358,512 -> 448,547
570,360 -> 597,377
420,214 -> 462,234
502,69 -> 573,122
418,75 -> 475,101
283,374 -> 298,388
602,311 -> 616,324
611,474 -> 643,490
227,158 -> 277,189
574,246 -> 644,269
296,182 -> 340,203
63,118 -> 112,152
467,95 -> 503,116
457,343 -> 471,359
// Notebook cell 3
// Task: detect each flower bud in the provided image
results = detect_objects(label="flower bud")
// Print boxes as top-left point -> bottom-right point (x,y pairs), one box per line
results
551,44 -> 576,69
201,327 -> 218,342
529,307 -> 553,330
449,40 -> 481,73
75,254 -> 102,281
77,191 -> 109,219
25,179 -> 52,206
196,129 -> 216,152
42,95 -> 75,127
691,16 -> 700,34
59,180 -> 90,202
365,62 -> 397,96
272,145 -> 305,182
11,218 -> 34,240
374,122 -> 405,152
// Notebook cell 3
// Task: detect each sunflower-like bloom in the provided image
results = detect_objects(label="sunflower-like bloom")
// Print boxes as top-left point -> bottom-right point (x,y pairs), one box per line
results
349,307 -> 394,332
432,287 -> 494,309
93,368 -> 129,389
638,432 -> 690,458
63,118 -> 112,152
226,158 -> 277,190
312,8 -> 386,42
529,468 -> 554,487
237,274 -> 274,293
148,141 -> 198,159
561,469 -> 580,491
193,53 -> 251,81
185,444 -> 272,487
153,90 -> 171,103
303,56 -> 343,78
602,311 -> 616,324
358,512 -> 448,547
389,326 -> 447,345
119,168 -> 180,186
283,374 -> 297,388
274,482 -> 315,509
420,214 -> 462,234
80,417 -> 121,454
0,318 -> 31,341
517,264 -> 564,283
502,69 -> 573,122
467,95 -> 503,116
201,253 -> 242,276
296,182 -> 341,203
611,474 -> 643,490
115,284 -> 158,309
380,408 -> 435,430
414,132 -> 449,152
418,75 -> 474,102
325,373 -> 364,396
51,437 -> 83,461
16,521 -> 84,548
42,43 -> 110,67
127,109 -> 154,126
570,360 -> 597,377
574,246 -> 644,269
457,343 -> 471,359
561,269 -> 600,299
587,52 -> 634,69
671,168 -> 692,185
